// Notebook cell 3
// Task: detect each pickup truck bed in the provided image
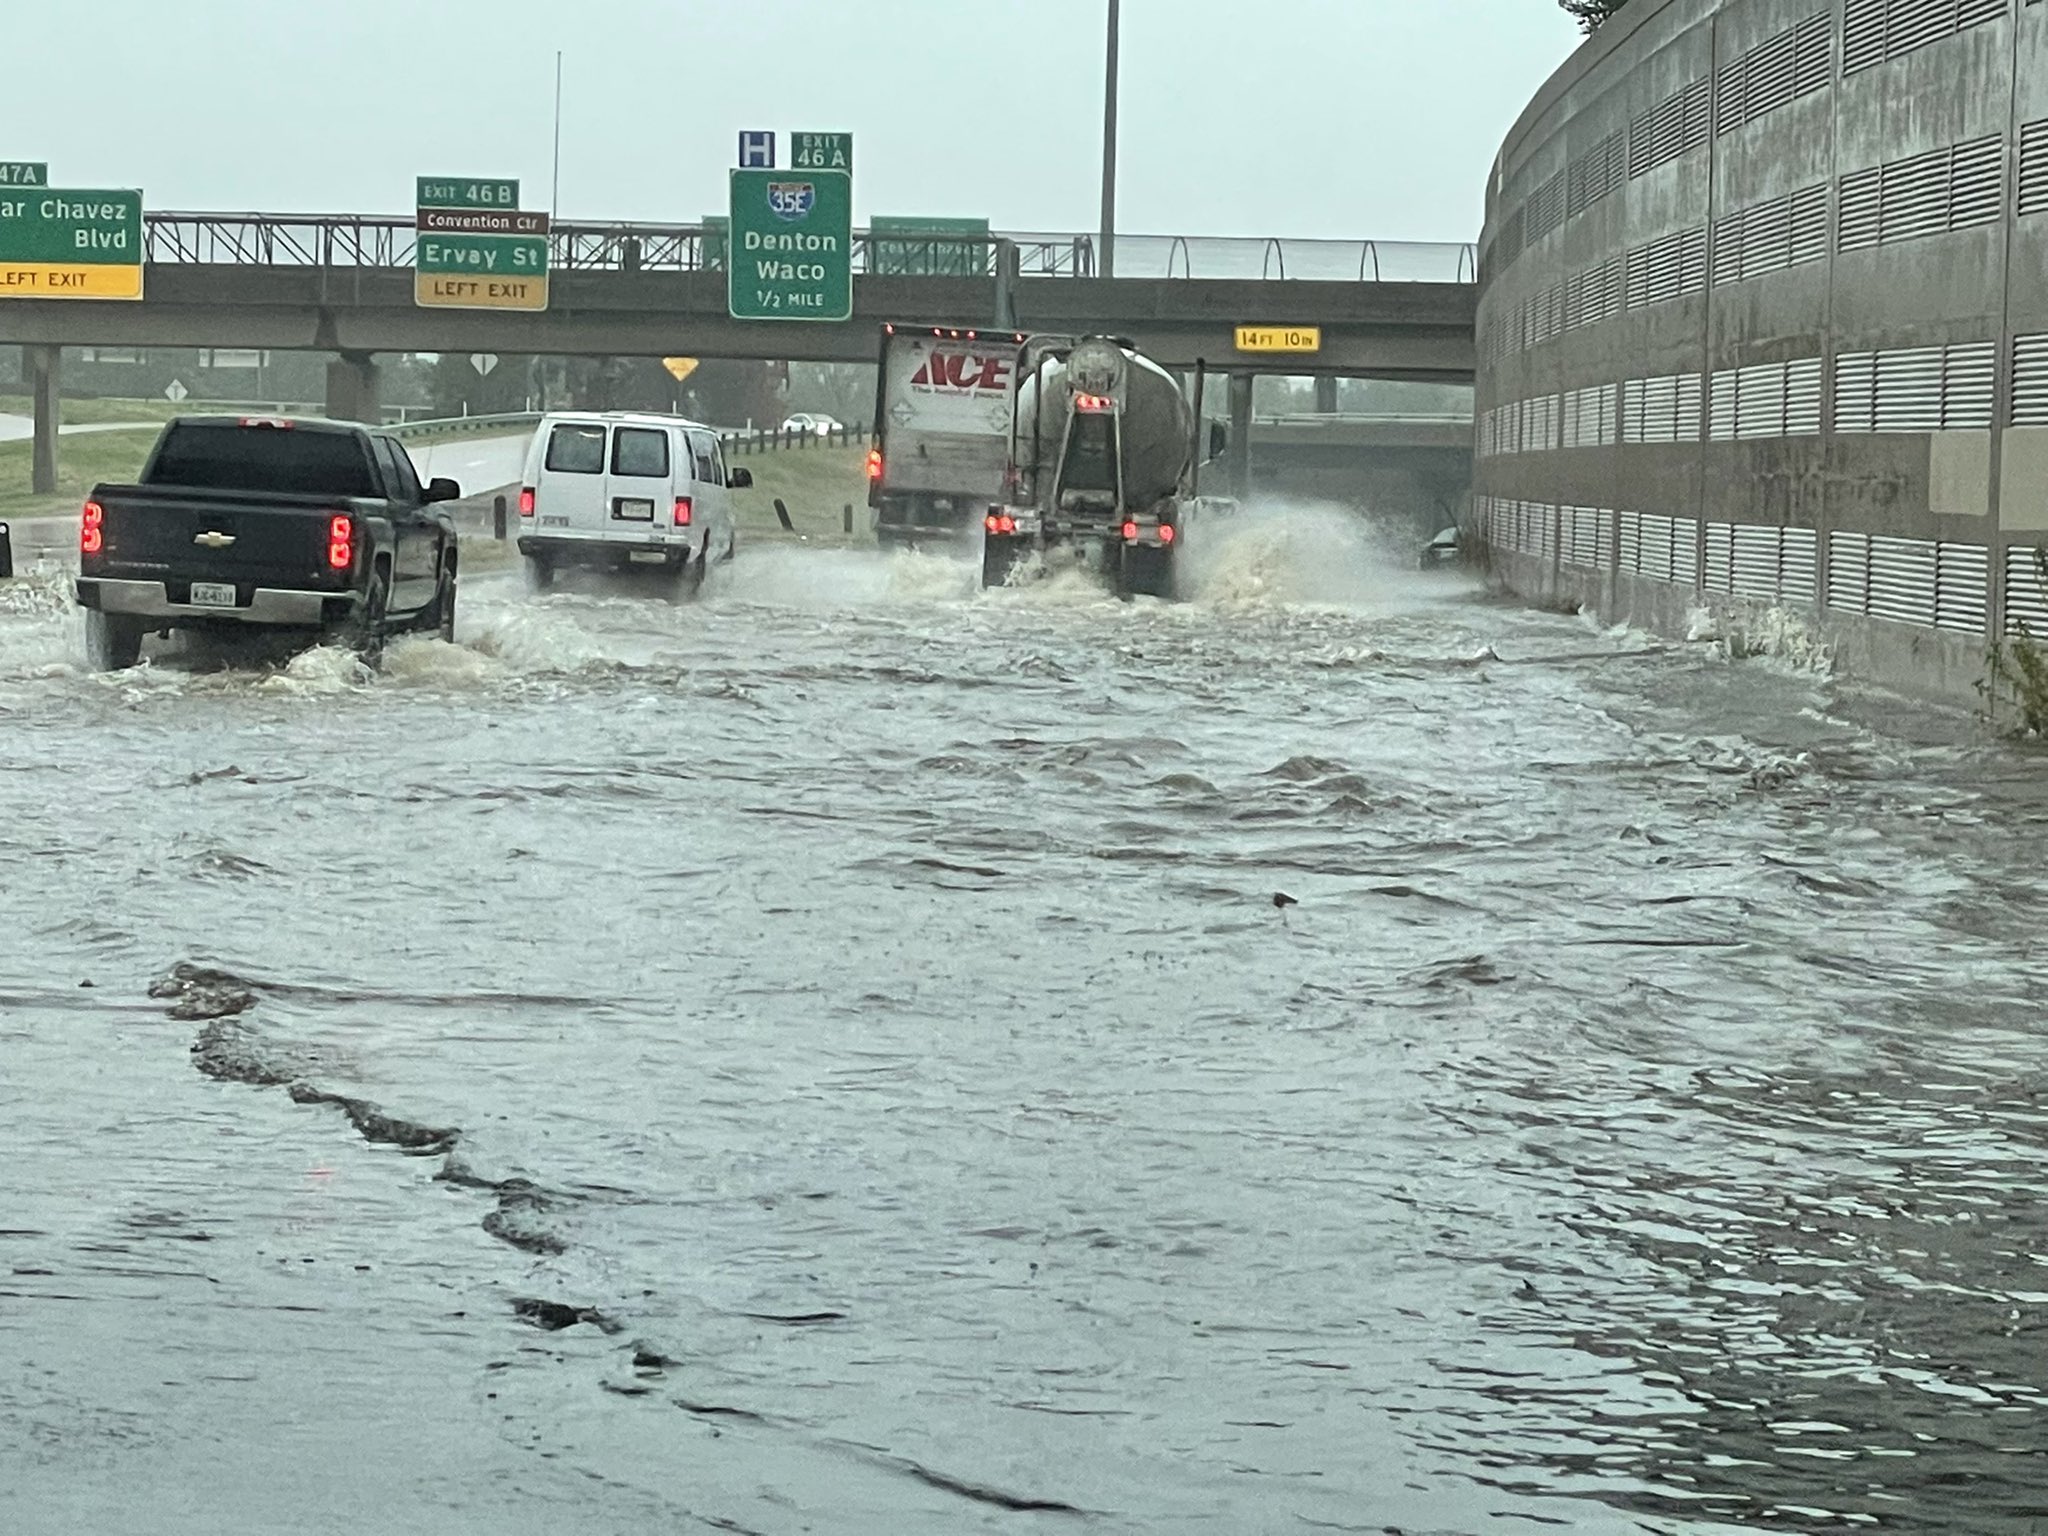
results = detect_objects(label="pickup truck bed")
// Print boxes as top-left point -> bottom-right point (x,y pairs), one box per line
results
75,416 -> 462,670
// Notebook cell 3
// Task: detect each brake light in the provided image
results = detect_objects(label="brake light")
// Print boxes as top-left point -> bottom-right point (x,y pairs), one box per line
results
1159,523 -> 1176,544
81,499 -> 104,556
866,448 -> 883,481
1075,393 -> 1113,413
518,487 -> 535,517
1121,521 -> 1139,542
984,512 -> 1016,535
239,417 -> 293,429
673,497 -> 693,527
327,514 -> 353,571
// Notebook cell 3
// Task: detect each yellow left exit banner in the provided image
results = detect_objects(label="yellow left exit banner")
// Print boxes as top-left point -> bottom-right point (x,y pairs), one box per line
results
414,272 -> 549,312
0,262 -> 144,300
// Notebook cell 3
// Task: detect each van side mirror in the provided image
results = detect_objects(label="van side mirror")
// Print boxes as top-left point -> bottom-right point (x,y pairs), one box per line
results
727,467 -> 754,489
424,477 -> 461,504
1208,421 -> 1228,460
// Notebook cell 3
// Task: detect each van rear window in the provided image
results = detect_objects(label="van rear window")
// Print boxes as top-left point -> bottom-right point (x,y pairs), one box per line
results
146,423 -> 377,496
545,424 -> 606,474
612,428 -> 670,478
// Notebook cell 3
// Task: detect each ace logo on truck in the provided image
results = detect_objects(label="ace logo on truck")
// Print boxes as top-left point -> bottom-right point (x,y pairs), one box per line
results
909,352 -> 1014,394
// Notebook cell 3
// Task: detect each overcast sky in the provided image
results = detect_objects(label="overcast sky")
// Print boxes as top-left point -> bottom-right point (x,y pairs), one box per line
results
10,1 -> 1581,243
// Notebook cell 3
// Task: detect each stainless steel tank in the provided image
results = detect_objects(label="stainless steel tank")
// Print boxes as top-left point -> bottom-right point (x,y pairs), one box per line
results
1014,340 -> 1193,509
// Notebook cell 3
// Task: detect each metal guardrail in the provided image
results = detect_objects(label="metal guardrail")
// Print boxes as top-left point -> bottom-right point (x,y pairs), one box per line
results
387,411 -> 541,442
721,423 -> 871,455
139,213 -> 1477,284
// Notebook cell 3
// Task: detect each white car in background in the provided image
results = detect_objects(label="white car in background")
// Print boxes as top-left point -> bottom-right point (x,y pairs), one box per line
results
516,412 -> 748,590
781,412 -> 844,438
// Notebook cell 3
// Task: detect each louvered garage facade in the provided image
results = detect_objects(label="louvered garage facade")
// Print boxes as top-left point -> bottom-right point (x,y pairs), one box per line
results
1475,0 -> 2048,698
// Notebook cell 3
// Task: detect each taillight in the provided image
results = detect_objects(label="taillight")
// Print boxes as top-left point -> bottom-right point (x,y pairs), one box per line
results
866,448 -> 883,481
984,512 -> 1016,535
327,514 -> 353,571
1159,523 -> 1176,544
673,497 -> 693,527
518,487 -> 535,517
1121,521 -> 1139,542
81,500 -> 104,556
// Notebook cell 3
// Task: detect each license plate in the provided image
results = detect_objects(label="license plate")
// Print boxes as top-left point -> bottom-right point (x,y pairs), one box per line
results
189,582 -> 237,608
614,499 -> 654,522
540,515 -> 570,528
628,550 -> 668,565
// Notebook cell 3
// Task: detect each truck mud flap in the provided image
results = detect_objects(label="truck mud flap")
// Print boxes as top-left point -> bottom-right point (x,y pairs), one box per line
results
982,533 -> 1030,590
1115,543 -> 1177,601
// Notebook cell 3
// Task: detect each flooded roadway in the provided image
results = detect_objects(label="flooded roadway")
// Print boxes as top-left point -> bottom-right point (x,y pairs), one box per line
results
4,510 -> 2048,1534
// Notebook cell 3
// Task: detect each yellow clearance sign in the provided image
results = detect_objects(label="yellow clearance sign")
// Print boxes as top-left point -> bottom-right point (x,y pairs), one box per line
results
1234,325 -> 1322,354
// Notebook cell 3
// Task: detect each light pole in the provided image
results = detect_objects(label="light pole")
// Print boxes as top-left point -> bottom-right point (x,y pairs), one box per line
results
1099,0 -> 1120,279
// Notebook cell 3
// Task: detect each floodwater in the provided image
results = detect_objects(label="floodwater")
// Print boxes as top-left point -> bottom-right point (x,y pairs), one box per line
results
4,508 -> 2047,1535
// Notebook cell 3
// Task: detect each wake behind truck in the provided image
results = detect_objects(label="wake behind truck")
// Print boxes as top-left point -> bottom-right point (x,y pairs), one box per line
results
868,324 -> 1030,548
981,335 -> 1231,599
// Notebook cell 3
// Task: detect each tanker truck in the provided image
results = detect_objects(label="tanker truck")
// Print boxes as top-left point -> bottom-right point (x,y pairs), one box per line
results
980,335 -> 1230,598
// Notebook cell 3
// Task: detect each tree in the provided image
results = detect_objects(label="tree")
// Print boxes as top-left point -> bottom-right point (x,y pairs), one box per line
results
1559,0 -> 1627,32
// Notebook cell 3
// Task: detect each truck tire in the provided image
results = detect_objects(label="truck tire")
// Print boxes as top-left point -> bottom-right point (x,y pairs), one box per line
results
431,562 -> 458,642
346,568 -> 391,660
84,609 -> 145,672
523,555 -> 554,592
982,534 -> 1026,590
1120,543 -> 1177,601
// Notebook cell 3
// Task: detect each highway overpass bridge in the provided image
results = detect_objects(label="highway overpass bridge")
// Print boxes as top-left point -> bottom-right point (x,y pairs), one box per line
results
1,212 -> 1478,492
0,212 -> 1476,381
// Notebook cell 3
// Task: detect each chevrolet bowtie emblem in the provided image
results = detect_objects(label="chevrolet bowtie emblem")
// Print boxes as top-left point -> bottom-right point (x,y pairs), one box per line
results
193,531 -> 236,549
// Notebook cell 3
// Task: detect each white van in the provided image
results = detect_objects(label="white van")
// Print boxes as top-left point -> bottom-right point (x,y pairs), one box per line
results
516,412 -> 750,588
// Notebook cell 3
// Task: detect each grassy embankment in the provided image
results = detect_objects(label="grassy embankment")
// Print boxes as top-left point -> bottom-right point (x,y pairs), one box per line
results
727,444 -> 874,545
0,395 -> 189,426
0,429 -> 161,521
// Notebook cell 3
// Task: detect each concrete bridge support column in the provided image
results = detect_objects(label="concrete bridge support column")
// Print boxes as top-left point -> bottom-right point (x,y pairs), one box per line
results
27,344 -> 60,495
1227,371 -> 1254,500
325,351 -> 380,424
1313,375 -> 1339,414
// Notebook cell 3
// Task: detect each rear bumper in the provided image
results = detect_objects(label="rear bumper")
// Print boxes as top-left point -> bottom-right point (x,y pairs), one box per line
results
76,577 -> 343,627
517,533 -> 697,565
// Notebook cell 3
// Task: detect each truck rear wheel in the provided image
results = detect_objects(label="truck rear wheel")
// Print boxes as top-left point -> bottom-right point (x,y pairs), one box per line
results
345,568 -> 391,660
431,563 -> 458,642
523,555 -> 555,592
84,609 -> 145,672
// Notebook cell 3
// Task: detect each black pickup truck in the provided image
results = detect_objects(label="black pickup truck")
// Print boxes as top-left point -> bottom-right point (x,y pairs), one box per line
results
74,415 -> 462,671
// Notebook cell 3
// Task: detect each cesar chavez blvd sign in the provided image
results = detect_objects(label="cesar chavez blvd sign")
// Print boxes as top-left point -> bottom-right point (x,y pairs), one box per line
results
415,176 -> 548,312
0,187 -> 143,301
727,168 -> 851,322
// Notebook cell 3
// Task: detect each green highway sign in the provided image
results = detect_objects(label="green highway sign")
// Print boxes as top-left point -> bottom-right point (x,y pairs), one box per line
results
416,232 -> 550,276
0,162 -> 48,187
0,187 -> 144,300
728,169 -> 852,322
791,133 -> 852,172
416,177 -> 519,210
415,177 -> 548,312
869,215 -> 990,276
